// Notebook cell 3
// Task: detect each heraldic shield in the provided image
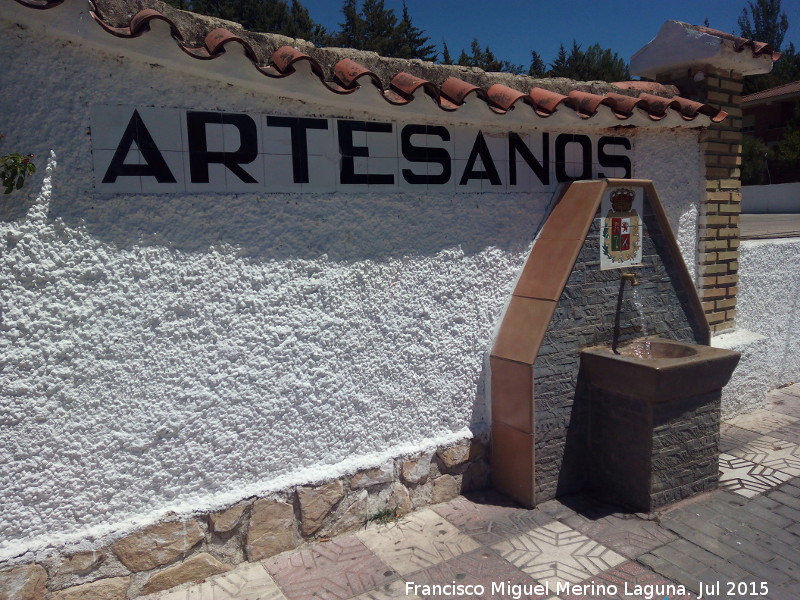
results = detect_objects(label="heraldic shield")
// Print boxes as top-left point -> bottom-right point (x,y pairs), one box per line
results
601,187 -> 642,269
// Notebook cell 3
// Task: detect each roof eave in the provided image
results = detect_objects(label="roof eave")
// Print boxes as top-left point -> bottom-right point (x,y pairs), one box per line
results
631,20 -> 776,79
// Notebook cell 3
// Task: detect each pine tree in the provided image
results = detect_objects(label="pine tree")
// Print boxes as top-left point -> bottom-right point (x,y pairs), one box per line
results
547,41 -> 628,81
549,44 -> 569,77
360,0 -> 398,55
337,0 -> 364,49
455,38 -> 523,73
441,41 -> 453,65
738,0 -> 789,49
528,50 -> 547,78
395,2 -> 437,61
738,0 -> 798,93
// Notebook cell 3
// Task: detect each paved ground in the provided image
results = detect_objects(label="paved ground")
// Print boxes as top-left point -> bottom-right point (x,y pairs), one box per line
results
144,384 -> 800,600
740,214 -> 800,240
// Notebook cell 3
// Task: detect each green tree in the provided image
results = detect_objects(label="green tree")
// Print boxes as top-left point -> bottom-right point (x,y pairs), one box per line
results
738,0 -> 789,49
337,0 -> 364,48
528,50 -> 547,78
360,0 -> 399,55
548,41 -> 628,81
741,134 -> 770,184
455,38 -> 523,73
395,2 -> 437,61
739,0 -> 798,93
549,44 -> 569,77
441,41 -> 454,65
772,102 -> 800,161
162,0 -> 327,44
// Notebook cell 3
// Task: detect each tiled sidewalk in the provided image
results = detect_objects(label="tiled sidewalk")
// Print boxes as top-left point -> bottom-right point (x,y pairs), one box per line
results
146,385 -> 800,600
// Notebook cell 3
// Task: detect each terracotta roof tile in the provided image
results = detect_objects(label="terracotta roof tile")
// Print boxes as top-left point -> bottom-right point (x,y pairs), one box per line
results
683,23 -> 781,62
14,0 -> 728,126
528,88 -> 568,116
741,79 -> 800,104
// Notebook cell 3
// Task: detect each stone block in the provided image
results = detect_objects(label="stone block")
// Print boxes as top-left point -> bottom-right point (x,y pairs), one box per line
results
463,459 -> 490,491
111,520 -> 203,572
54,552 -> 105,577
209,502 -> 248,534
350,459 -> 394,489
298,480 -> 344,536
401,451 -> 433,484
436,441 -> 471,469
246,499 -> 299,561
50,576 -> 129,600
431,474 -> 460,504
390,482 -> 413,516
0,564 -> 47,600
323,489 -> 369,537
142,553 -> 232,595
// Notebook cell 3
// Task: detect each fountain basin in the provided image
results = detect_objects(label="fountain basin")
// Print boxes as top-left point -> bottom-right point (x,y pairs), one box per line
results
581,338 -> 740,403
580,338 -> 740,511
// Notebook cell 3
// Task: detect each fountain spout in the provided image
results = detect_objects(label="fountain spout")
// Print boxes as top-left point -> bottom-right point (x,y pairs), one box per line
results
612,272 -> 640,354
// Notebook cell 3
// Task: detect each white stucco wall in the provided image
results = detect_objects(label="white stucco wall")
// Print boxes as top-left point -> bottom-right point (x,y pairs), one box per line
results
0,11 -> 705,561
716,238 -> 800,415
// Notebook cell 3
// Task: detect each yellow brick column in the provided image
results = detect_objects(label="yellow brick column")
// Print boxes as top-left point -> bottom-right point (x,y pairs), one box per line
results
657,67 -> 743,333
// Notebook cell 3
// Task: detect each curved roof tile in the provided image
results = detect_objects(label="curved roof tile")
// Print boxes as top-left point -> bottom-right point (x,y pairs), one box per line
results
683,24 -> 781,61
16,1 -> 729,126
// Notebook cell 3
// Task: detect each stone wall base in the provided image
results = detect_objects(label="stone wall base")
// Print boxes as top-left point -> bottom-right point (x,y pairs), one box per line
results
0,436 -> 489,599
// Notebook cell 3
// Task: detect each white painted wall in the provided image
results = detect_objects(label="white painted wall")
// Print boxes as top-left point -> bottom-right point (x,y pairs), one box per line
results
0,13 -> 704,561
742,182 -> 800,213
716,238 -> 800,416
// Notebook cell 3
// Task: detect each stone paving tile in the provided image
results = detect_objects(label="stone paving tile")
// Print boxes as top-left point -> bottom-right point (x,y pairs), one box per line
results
405,547 -> 548,600
349,580 -> 420,600
264,534 -> 396,600
356,508 -> 480,576
724,409 -> 798,435
767,394 -> 800,419
719,423 -> 762,452
562,504 -> 676,559
557,561 -> 698,600
433,492 -> 555,545
640,538 -> 745,595
492,521 -> 625,589
718,453 -> 795,497
772,420 -> 800,445
148,562 -> 287,600
728,435 -> 800,476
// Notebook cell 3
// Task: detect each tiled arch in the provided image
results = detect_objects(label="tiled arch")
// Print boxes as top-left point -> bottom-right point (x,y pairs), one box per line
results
489,179 -> 710,507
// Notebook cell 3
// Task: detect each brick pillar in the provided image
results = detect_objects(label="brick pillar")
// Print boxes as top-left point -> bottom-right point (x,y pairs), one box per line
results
656,67 -> 743,333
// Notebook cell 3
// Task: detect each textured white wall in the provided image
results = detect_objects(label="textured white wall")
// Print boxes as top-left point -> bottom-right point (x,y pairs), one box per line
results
716,239 -> 800,415
0,18 -> 703,560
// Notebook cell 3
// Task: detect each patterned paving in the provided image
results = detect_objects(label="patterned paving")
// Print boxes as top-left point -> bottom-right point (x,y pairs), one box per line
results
265,534 -> 396,600
562,507 -> 677,559
141,387 -> 800,600
492,521 -> 625,588
719,422 -> 762,452
149,562 -> 287,600
728,435 -> 800,476
433,493 -> 555,545
718,453 -> 795,497
558,561 -> 698,600
724,408 -> 798,435
356,508 -> 480,576
407,548 -> 547,600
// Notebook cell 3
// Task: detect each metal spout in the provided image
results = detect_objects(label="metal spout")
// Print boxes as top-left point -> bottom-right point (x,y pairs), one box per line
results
621,273 -> 639,286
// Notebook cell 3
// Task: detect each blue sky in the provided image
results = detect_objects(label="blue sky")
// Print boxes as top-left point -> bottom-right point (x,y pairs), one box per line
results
300,0 -> 800,70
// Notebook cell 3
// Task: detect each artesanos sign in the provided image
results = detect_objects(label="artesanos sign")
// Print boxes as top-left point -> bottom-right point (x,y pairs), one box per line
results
91,106 -> 633,194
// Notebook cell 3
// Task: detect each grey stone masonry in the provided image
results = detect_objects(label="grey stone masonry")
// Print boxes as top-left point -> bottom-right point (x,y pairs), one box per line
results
0,436 -> 489,600
534,198 -> 707,502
